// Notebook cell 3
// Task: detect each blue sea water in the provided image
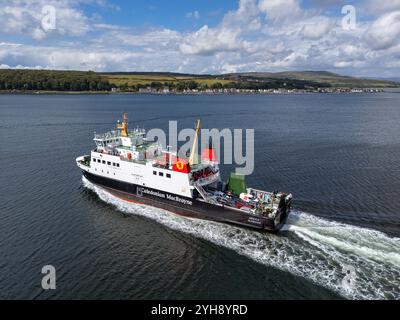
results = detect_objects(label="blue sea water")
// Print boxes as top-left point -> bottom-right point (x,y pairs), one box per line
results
0,93 -> 399,299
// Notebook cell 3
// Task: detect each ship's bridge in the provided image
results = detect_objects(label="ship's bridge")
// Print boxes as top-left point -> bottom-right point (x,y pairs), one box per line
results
93,128 -> 147,148
94,112 -> 147,151
94,130 -> 120,148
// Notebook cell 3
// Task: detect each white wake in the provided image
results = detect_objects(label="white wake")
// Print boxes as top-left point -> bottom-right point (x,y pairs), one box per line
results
83,177 -> 400,300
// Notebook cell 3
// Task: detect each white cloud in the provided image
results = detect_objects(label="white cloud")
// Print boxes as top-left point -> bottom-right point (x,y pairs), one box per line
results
180,25 -> 244,55
300,17 -> 332,40
258,0 -> 301,22
0,0 -> 400,77
0,41 -> 187,72
0,0 -> 91,40
364,0 -> 400,14
366,11 -> 400,50
180,0 -> 260,56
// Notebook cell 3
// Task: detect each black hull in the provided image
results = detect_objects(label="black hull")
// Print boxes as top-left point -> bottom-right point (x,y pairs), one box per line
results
82,171 -> 288,232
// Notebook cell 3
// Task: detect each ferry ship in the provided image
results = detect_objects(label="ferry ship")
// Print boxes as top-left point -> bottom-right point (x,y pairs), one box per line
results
76,113 -> 292,232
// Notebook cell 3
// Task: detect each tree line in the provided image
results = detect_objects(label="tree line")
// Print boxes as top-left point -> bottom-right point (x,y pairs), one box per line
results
0,69 -> 112,91
119,79 -> 330,92
0,69 -> 330,92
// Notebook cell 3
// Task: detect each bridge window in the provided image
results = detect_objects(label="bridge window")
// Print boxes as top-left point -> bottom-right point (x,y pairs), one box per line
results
166,174 -> 171,178
159,172 -> 164,177
102,160 -> 106,164
153,171 -> 157,175
107,161 -> 111,165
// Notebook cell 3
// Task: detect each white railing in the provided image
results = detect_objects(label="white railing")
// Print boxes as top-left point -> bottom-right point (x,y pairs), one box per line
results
94,130 -> 119,140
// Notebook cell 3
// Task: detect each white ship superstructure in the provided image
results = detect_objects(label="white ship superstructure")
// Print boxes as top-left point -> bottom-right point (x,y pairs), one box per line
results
77,113 -> 292,231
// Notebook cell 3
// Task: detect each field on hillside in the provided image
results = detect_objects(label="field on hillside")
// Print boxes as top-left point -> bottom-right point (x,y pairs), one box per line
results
103,74 -> 231,87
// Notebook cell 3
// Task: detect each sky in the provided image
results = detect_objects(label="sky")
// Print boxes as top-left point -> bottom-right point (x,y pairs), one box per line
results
0,0 -> 400,77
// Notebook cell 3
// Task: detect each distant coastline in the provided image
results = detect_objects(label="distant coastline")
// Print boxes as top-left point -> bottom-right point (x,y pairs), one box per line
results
0,69 -> 398,95
0,88 -> 386,95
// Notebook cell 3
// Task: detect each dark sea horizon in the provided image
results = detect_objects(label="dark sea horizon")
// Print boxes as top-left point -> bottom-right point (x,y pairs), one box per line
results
1,93 -> 399,300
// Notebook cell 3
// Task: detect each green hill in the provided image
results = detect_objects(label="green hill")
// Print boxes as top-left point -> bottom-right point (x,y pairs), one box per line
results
220,71 -> 400,88
103,70 -> 400,89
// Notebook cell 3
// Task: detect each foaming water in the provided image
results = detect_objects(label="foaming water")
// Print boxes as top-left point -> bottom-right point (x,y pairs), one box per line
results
83,177 -> 400,300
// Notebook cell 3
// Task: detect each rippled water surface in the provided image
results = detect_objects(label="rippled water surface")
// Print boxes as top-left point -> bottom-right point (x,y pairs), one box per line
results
0,93 -> 399,300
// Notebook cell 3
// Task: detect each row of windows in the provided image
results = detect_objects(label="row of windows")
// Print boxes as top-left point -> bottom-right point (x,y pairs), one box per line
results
96,139 -> 119,147
153,171 -> 171,179
93,158 -> 120,167
105,139 -> 119,144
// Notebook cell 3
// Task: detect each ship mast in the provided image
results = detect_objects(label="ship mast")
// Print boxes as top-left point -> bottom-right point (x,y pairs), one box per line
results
189,120 -> 201,166
117,112 -> 129,137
